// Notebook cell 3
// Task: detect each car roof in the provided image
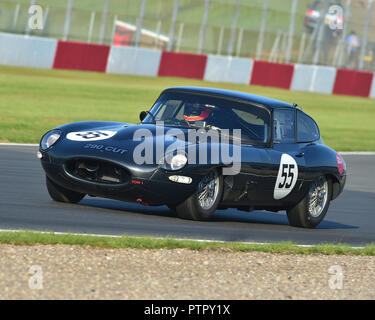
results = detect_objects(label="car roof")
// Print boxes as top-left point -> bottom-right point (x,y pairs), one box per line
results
163,86 -> 294,110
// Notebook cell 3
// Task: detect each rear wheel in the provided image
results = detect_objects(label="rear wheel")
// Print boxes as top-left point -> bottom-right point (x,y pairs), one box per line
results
46,176 -> 85,204
176,170 -> 223,221
287,176 -> 332,228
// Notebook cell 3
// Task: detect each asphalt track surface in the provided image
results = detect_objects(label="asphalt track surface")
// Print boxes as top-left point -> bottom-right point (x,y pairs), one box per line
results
0,145 -> 374,246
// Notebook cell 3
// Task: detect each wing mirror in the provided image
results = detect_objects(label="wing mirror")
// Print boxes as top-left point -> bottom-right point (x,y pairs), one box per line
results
139,111 -> 147,122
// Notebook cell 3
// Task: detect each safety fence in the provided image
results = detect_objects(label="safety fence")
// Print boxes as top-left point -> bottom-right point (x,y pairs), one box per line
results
0,32 -> 374,99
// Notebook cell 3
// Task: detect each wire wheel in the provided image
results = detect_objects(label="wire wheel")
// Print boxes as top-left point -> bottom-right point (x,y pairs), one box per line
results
308,176 -> 328,218
197,171 -> 220,210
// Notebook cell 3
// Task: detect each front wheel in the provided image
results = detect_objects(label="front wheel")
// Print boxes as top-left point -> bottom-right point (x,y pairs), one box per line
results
287,176 -> 332,228
176,170 -> 223,221
46,176 -> 85,204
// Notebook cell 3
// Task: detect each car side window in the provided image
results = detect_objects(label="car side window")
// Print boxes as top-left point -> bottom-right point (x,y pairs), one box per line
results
273,109 -> 295,144
155,100 -> 181,120
297,111 -> 320,142
232,109 -> 268,143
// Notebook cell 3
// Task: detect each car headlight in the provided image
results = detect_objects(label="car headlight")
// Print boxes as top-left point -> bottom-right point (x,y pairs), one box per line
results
160,153 -> 188,171
40,130 -> 62,150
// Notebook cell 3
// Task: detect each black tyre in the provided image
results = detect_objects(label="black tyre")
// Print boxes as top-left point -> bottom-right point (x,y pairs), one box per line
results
176,170 -> 223,221
46,176 -> 85,204
287,176 -> 332,228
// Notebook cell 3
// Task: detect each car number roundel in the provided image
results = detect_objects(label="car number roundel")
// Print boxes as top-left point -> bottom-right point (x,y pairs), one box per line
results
66,130 -> 117,142
274,154 -> 299,200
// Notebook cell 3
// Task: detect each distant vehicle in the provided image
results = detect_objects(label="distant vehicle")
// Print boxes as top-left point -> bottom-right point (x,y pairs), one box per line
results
304,0 -> 344,34
38,87 -> 346,229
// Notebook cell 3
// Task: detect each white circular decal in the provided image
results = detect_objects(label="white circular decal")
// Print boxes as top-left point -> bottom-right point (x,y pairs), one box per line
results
66,130 -> 117,142
274,153 -> 299,200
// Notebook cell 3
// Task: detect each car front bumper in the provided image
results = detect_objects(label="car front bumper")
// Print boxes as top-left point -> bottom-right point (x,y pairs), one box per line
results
40,151 -> 199,206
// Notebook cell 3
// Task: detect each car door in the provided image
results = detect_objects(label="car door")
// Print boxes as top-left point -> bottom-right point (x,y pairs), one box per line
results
264,108 -> 306,205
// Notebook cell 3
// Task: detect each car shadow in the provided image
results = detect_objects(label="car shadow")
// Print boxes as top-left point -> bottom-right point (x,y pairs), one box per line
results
78,197 -> 357,230
212,210 -> 357,230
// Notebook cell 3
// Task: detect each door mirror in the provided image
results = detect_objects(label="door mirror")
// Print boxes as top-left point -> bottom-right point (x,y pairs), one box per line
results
139,111 -> 147,122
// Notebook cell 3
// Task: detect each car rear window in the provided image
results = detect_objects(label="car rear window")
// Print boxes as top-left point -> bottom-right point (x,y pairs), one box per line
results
273,109 -> 295,144
297,111 -> 320,142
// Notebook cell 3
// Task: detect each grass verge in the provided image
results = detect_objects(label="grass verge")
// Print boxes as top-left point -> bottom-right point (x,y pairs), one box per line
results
1,230 -> 374,256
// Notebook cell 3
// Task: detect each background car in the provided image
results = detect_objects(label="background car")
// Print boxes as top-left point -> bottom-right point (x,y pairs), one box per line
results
304,0 -> 345,34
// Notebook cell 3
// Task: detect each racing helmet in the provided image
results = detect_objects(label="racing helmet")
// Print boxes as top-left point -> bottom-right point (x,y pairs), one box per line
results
183,103 -> 212,122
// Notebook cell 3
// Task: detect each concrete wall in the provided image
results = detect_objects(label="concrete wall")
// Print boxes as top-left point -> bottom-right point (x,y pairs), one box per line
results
333,69 -> 373,98
291,64 -> 336,95
107,46 -> 162,77
204,55 -> 253,85
250,61 -> 294,90
53,41 -> 110,73
370,74 -> 375,99
0,32 -> 374,99
158,51 -> 207,80
0,33 -> 57,69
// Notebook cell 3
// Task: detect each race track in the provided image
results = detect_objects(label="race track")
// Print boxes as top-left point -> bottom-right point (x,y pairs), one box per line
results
0,145 -> 374,246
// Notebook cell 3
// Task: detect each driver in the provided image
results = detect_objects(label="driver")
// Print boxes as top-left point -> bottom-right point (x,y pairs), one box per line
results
183,103 -> 212,123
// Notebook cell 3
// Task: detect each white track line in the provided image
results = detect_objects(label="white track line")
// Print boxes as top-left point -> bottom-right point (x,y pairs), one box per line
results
0,143 -> 38,147
339,152 -> 375,155
0,143 -> 375,155
0,229 -> 366,249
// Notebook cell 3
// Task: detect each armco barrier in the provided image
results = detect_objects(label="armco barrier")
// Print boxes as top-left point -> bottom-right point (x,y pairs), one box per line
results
0,33 -> 57,69
53,41 -> 110,72
291,64 -> 336,95
107,46 -> 162,77
333,69 -> 373,97
370,74 -> 375,99
250,61 -> 294,89
158,51 -> 207,80
204,55 -> 253,85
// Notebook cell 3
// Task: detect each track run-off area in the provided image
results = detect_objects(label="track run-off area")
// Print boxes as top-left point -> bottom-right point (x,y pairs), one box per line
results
0,144 -> 374,247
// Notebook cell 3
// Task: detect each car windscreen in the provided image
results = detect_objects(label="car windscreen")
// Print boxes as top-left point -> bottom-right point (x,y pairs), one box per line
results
142,91 -> 271,145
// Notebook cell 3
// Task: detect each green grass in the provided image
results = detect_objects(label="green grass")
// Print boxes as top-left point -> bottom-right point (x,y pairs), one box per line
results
0,65 -> 374,150
0,230 -> 374,256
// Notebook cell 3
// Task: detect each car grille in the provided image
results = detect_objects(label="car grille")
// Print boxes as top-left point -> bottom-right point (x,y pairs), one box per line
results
65,158 -> 130,185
